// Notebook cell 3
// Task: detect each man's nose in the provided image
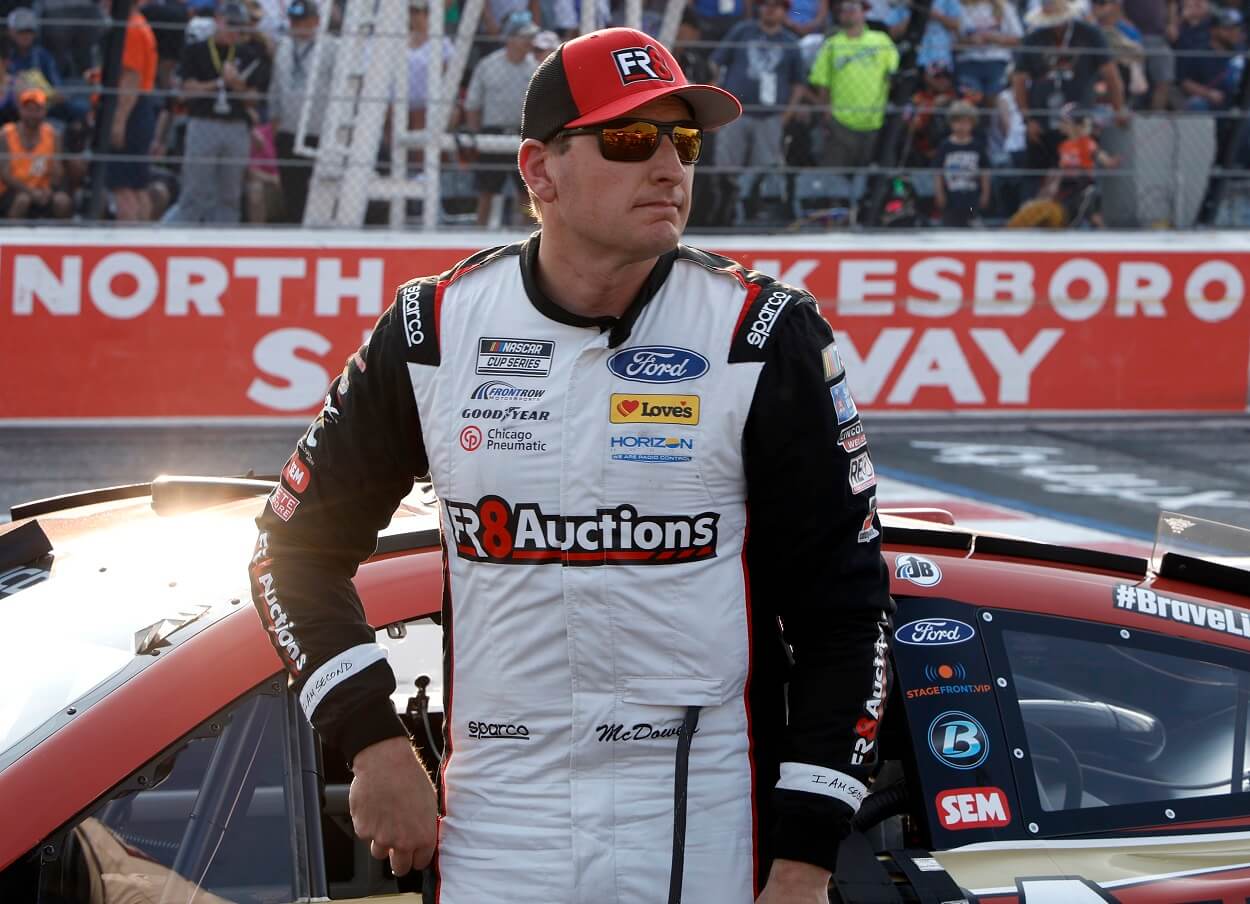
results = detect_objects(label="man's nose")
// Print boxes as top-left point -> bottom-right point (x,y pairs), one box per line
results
650,134 -> 687,181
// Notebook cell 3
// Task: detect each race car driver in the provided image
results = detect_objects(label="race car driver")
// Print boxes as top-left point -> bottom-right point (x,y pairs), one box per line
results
250,27 -> 893,904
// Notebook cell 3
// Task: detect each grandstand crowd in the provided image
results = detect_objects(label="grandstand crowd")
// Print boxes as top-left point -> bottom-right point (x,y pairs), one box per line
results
0,0 -> 1245,227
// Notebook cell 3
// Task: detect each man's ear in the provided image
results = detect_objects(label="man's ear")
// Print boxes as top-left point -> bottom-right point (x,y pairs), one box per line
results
519,138 -> 558,204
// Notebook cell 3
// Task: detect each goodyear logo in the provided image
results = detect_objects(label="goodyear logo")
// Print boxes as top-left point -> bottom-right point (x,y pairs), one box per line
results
610,394 -> 699,425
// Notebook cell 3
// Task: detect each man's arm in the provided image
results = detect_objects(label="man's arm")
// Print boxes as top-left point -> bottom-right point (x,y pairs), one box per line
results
742,299 -> 894,887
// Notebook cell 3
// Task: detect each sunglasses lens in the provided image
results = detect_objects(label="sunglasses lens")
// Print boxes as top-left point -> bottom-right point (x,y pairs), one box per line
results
671,126 -> 702,164
601,122 -> 660,162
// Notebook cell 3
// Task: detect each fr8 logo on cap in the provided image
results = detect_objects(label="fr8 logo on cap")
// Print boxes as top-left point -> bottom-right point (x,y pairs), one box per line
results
611,46 -> 675,84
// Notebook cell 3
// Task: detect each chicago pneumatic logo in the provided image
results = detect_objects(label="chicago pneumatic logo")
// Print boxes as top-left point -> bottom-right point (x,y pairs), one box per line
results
460,426 -> 483,451
747,290 -> 792,348
928,711 -> 990,770
895,618 -> 975,646
444,496 -> 719,565
611,45 -> 675,84
607,346 -> 709,384
467,720 -> 531,740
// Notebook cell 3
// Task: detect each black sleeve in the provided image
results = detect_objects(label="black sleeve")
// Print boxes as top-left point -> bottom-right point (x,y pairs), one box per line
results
249,292 -> 428,766
177,40 -> 202,80
742,298 -> 894,873
1016,30 -> 1043,79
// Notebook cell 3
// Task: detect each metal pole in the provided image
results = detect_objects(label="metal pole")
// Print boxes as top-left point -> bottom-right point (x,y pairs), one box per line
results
87,0 -> 132,222
422,0 -> 447,230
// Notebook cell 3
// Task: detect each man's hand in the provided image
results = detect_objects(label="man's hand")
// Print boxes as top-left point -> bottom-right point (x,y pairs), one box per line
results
1026,119 -> 1043,144
349,736 -> 438,876
755,858 -> 832,904
110,120 -> 126,150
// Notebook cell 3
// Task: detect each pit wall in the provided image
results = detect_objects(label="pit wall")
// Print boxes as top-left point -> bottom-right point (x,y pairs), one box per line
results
3,229 -> 1248,421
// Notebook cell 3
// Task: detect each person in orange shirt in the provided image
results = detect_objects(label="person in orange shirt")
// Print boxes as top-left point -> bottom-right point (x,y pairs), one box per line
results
1044,105 -> 1120,227
105,0 -> 159,221
0,88 -> 72,219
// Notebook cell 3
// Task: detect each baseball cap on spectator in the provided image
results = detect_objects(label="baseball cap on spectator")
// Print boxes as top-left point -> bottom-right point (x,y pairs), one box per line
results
503,10 -> 539,37
533,29 -> 559,51
288,0 -> 316,17
520,27 -> 742,141
6,7 -> 37,31
220,0 -> 250,24
18,87 -> 46,108
1216,7 -> 1243,25
948,99 -> 977,121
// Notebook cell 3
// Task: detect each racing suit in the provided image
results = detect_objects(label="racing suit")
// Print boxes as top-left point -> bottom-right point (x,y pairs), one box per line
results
250,235 -> 894,902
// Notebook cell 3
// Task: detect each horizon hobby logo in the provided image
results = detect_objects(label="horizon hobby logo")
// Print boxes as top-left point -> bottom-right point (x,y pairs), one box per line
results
611,45 -> 675,85
444,496 -> 718,566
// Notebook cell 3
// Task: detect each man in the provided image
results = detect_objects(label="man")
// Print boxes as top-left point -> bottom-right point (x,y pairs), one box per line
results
463,10 -> 536,225
4,8 -> 63,120
105,0 -> 158,221
1012,0 -> 1126,194
1177,6 -> 1244,111
1091,0 -> 1150,108
169,1 -> 269,223
1120,0 -> 1172,109
269,0 -> 336,222
251,25 -> 893,904
711,0 -> 807,222
0,88 -> 72,219
808,0 -> 900,168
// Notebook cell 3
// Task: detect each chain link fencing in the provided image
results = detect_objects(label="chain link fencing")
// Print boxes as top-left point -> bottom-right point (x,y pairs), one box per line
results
2,0 -> 1247,229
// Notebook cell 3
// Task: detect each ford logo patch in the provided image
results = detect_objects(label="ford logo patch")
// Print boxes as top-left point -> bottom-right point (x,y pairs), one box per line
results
895,619 -> 976,647
607,346 -> 709,384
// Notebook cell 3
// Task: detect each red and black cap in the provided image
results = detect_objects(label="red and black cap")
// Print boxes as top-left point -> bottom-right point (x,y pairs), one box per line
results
520,27 -> 742,142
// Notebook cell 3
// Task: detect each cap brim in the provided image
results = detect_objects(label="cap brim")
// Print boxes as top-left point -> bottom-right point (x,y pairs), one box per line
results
564,83 -> 742,132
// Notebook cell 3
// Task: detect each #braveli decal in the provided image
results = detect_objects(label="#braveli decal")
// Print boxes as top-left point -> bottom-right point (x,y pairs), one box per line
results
476,337 -> 555,377
1113,584 -> 1250,640
610,394 -> 700,426
607,346 -> 709,384
444,497 -> 719,566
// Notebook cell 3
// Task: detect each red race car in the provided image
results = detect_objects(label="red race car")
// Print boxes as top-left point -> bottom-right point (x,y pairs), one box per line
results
1,477 -> 1247,904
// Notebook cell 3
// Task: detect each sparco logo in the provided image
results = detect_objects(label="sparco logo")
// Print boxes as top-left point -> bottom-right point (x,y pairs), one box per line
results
400,284 -> 423,347
467,720 -> 531,740
596,722 -> 698,742
747,291 -> 792,348
607,346 -> 709,384
471,380 -> 546,401
444,497 -> 719,566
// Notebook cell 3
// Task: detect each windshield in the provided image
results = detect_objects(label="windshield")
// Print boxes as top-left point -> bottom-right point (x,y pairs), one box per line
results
1151,511 -> 1250,575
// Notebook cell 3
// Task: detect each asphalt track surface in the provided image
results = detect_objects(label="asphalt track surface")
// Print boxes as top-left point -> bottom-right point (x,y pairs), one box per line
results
2,414 -> 1250,541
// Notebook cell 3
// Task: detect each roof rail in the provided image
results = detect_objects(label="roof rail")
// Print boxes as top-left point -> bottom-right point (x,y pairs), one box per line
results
11,482 -> 156,521
10,474 -> 279,522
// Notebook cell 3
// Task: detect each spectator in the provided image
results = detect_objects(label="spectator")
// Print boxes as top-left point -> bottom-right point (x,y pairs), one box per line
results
988,81 -> 1027,215
1092,0 -> 1150,106
786,0 -> 828,34
1044,105 -> 1119,225
405,0 -> 452,134
138,0 -> 193,91
1120,0 -> 1172,108
168,1 -> 269,223
463,9 -> 535,225
1012,0 -> 1126,196
38,0 -> 105,80
690,0 -> 752,43
955,0 -> 1023,107
1170,0 -> 1214,49
531,28 -> 558,61
808,0 -> 899,169
269,0 -> 336,222
5,8 -> 61,109
187,0 -> 218,44
905,61 -> 957,167
0,88 -> 72,218
884,0 -> 963,72
673,9 -> 723,227
711,0 -> 807,221
547,0 -> 609,36
1177,6 -> 1244,110
481,0 -> 538,37
934,98 -> 990,224
104,0 -> 158,221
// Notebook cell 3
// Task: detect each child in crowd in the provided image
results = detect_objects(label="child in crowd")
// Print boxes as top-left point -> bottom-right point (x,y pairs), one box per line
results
933,100 -> 991,226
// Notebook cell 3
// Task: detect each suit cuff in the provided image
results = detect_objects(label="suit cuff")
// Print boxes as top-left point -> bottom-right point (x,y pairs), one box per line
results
771,782 -> 858,873
337,696 -> 410,768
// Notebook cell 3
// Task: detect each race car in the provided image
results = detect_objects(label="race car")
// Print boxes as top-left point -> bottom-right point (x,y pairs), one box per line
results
1,475 -> 1248,904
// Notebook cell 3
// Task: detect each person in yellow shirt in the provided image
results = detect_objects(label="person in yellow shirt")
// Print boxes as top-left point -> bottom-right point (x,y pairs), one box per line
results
807,0 -> 899,168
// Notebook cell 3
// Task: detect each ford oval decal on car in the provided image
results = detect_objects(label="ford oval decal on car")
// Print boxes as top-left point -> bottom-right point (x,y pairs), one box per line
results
895,618 -> 976,646
607,346 -> 710,384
